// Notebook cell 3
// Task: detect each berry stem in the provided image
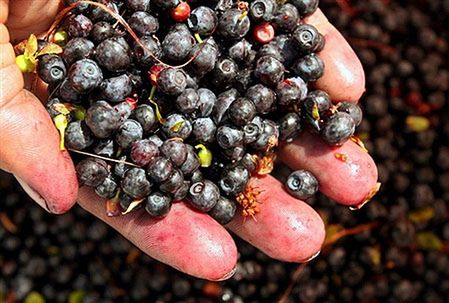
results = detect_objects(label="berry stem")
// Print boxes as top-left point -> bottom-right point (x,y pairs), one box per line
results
53,114 -> 68,151
194,33 -> 203,44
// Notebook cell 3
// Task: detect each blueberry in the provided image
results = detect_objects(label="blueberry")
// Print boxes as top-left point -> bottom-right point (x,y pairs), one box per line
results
129,11 -> 159,37
68,59 -> 103,93
100,74 -> 133,102
114,155 -> 130,179
85,101 -> 121,138
89,2 -> 116,22
240,153 -> 257,173
180,145 -> 200,175
321,112 -> 356,146
303,90 -> 332,116
176,88 -> 199,114
213,88 -> 239,124
115,119 -> 143,149
243,121 -> 262,144
192,117 -> 217,143
285,169 -> 319,200
159,169 -> 184,194
162,24 -> 195,62
195,88 -> 217,118
152,0 -> 180,10
162,113 -> 192,140
126,0 -> 151,11
160,140 -> 187,167
157,68 -> 187,96
121,168 -> 152,199
249,0 -> 278,21
56,79 -> 84,104
37,54 -> 66,84
90,21 -> 114,44
188,180 -> 220,211
62,37 -> 95,65
251,119 -> 279,150
113,101 -> 133,124
216,125 -> 244,149
245,84 -> 276,114
274,4 -> 300,32
278,112 -> 302,142
119,192 -> 141,212
133,35 -> 162,65
147,156 -> 174,183
254,55 -> 285,87
76,158 -> 109,187
134,104 -> 157,133
228,98 -> 257,126
67,14 -> 93,37
172,180 -> 190,202
276,77 -> 308,107
271,34 -> 298,66
95,175 -> 118,199
218,8 -> 251,39
95,37 -> 131,72
93,139 -> 115,157
234,68 -> 253,93
292,53 -> 325,82
208,196 -> 237,225
187,6 -> 218,36
211,57 -> 238,89
228,39 -> 256,66
257,43 -> 284,62
65,121 -> 94,150
219,165 -> 250,196
290,0 -> 319,16
292,24 -> 324,54
337,102 -> 363,126
130,139 -> 159,166
188,39 -> 218,76
145,192 -> 172,218
46,98 -> 63,118
190,169 -> 203,183
222,145 -> 246,162
147,135 -> 164,147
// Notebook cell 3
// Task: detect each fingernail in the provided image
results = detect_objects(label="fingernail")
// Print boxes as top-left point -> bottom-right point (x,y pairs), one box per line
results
303,250 -> 321,263
215,265 -> 237,281
15,176 -> 52,213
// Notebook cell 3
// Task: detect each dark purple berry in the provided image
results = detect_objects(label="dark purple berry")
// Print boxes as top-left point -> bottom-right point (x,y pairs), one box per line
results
90,21 -> 114,44
187,6 -> 218,36
113,101 -> 133,124
134,104 -> 157,133
292,24 -> 324,54
93,139 -> 115,157
292,53 -> 325,82
195,88 -> 217,118
219,165 -> 250,196
192,117 -> 217,143
121,168 -> 152,199
228,98 -> 257,126
208,196 -> 237,225
95,175 -> 118,199
278,112 -> 302,142
213,88 -> 239,124
100,74 -> 133,102
222,145 -> 246,162
160,140 -> 187,167
249,0 -> 278,21
243,121 -> 262,144
95,37 -> 131,72
218,8 -> 251,39
254,55 -> 285,87
157,68 -> 187,96
147,157 -> 174,183
176,88 -> 199,114
65,121 -> 94,150
68,59 -> 103,93
37,55 -> 66,84
126,0 -> 151,11
241,153 -> 257,173
290,0 -> 319,16
188,39 -> 218,76
85,101 -> 121,138
216,125 -> 244,149
285,169 -> 319,200
321,112 -> 356,146
162,24 -> 195,62
130,139 -> 159,166
133,36 -> 162,65
228,39 -> 256,66
245,84 -> 276,114
152,0 -> 180,10
129,11 -> 159,37
76,158 -> 109,187
159,169 -> 184,194
161,114 -> 192,140
274,4 -> 299,32
188,180 -> 220,211
276,77 -> 308,107
251,119 -> 279,150
337,101 -> 363,126
180,145 -> 200,175
62,37 -> 94,65
115,119 -> 143,149
145,192 -> 172,218
67,14 -> 93,37
211,57 -> 238,89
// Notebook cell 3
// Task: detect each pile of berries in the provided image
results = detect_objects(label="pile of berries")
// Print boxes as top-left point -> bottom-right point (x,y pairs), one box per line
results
22,0 -> 363,223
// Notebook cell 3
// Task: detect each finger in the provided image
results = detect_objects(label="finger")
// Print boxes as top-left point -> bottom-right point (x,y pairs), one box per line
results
227,175 -> 325,263
0,24 -> 78,213
306,9 -> 366,102
279,131 -> 379,207
78,187 -> 238,281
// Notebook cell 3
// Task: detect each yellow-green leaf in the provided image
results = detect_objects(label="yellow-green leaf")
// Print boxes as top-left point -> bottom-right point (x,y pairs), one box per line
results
36,43 -> 63,57
195,144 -> 213,167
54,30 -> 68,46
149,99 -> 166,124
68,290 -> 85,303
416,232 -> 444,251
408,207 -> 434,224
24,291 -> 45,303
16,54 -> 36,73
170,121 -> 184,133
24,34 -> 38,59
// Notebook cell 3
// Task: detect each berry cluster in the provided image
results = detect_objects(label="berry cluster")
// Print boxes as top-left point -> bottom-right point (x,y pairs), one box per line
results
29,0 -> 362,223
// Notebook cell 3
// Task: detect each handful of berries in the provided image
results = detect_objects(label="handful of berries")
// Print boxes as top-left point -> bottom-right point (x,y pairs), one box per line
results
17,0 -> 366,224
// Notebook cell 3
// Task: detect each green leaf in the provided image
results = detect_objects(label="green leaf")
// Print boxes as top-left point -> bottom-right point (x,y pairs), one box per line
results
24,291 -> 45,303
68,290 -> 85,303
195,144 -> 213,167
417,232 -> 444,251
24,34 -> 38,59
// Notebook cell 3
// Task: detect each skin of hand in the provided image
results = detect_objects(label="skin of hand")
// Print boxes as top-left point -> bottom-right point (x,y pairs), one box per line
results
0,0 -> 377,280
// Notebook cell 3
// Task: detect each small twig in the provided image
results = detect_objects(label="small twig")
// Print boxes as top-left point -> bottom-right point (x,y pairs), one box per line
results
278,264 -> 307,303
324,222 -> 380,248
348,38 -> 397,54
0,212 -> 18,234
68,149 -> 139,167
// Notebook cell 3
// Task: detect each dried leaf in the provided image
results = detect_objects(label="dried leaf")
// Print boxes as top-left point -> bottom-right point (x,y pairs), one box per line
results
121,199 -> 144,215
149,99 -> 166,124
416,232 -> 444,251
24,34 -> 38,59
36,43 -> 63,57
406,116 -> 430,132
408,207 -> 434,224
324,224 -> 344,245
170,121 -> 184,132
367,246 -> 381,266
52,103 -> 71,115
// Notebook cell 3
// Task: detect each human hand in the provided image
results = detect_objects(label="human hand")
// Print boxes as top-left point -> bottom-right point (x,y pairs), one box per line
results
0,0 -> 377,280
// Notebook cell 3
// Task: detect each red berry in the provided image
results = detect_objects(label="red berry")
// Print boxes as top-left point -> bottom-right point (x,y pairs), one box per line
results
171,2 -> 191,22
253,22 -> 275,44
148,64 -> 165,86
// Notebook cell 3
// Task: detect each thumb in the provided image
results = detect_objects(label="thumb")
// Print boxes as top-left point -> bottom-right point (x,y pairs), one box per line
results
0,24 -> 78,213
